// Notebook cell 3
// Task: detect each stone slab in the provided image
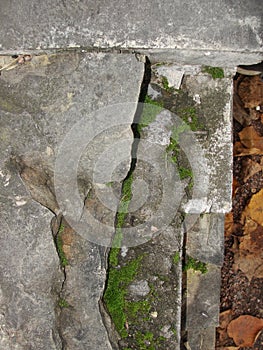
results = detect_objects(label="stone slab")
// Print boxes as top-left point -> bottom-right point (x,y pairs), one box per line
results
186,265 -> 221,330
0,52 -> 144,349
0,0 -> 262,65
148,64 -> 233,214
186,327 -> 216,350
186,214 -> 225,266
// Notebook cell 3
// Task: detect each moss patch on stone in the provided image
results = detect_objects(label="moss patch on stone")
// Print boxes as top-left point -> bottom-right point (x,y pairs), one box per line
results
173,252 -> 180,264
184,256 -> 208,274
202,66 -> 224,79
138,95 -> 163,132
58,298 -> 69,308
108,174 -> 134,266
104,255 -> 144,338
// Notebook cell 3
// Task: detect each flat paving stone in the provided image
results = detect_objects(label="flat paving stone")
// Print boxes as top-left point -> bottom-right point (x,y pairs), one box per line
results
0,0 -> 262,65
0,52 -> 144,350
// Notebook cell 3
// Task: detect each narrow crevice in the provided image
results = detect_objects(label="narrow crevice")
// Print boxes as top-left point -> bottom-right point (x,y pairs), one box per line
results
128,55 -> 151,175
100,56 -> 152,348
51,214 -> 67,294
51,214 -> 68,350
180,218 -> 188,350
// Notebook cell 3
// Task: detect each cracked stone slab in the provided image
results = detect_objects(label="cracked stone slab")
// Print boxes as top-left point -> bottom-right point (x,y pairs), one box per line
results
0,0 -> 262,65
111,102 -> 184,349
0,52 -> 144,349
150,65 -> 234,214
139,65 -> 232,349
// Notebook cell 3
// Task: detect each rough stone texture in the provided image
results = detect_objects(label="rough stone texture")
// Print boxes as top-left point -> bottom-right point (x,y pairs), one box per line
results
111,102 -> 184,349
187,327 -> 216,350
0,52 -> 144,349
186,265 -> 222,350
0,178 -> 62,350
0,0 -> 262,65
186,266 -> 221,330
141,65 -> 232,349
150,64 -> 233,214
186,214 -> 225,266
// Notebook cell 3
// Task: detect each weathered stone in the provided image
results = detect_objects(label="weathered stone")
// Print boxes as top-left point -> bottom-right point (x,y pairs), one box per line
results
0,0 -> 262,65
149,64 -> 233,213
0,177 -> 63,349
187,327 -> 217,350
0,52 -> 144,349
186,214 -> 225,266
186,265 -> 221,329
128,280 -> 150,298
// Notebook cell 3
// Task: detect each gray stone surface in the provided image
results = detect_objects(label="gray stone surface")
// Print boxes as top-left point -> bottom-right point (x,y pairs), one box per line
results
0,52 -> 144,349
186,214 -> 225,266
111,92 -> 184,349
186,266 -> 221,330
149,64 -> 233,214
0,178 -> 63,350
186,327 -> 216,350
0,0 -> 262,65
140,65 -> 232,349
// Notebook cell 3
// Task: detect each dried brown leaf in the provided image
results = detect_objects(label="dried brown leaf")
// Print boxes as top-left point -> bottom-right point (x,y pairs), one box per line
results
227,315 -> 263,347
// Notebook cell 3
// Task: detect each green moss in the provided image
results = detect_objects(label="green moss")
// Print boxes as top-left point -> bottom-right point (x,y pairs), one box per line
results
202,66 -> 224,79
105,181 -> 113,187
58,298 -> 69,308
172,328 -> 177,336
166,110 -> 200,190
178,166 -> 193,181
103,255 -> 143,338
157,336 -> 166,342
135,331 -> 155,350
134,331 -> 166,349
56,223 -> 69,267
166,138 -> 179,164
108,228 -> 122,267
161,76 -> 174,93
138,95 -> 163,132
166,123 -> 190,165
118,174 -> 133,217
178,167 -> 192,180
173,252 -> 180,264
178,107 -> 200,131
109,174 -> 134,266
126,300 -> 151,319
184,256 -> 208,274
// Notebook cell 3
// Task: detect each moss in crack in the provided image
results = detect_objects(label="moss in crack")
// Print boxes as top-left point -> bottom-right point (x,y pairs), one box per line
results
58,298 -> 69,308
172,252 -> 180,264
56,223 -> 69,267
108,174 -> 134,267
202,66 -> 224,79
184,256 -> 208,274
138,95 -> 163,133
104,255 -> 144,338
161,76 -> 174,93
166,107 -> 202,187
166,123 -> 190,165
178,166 -> 193,181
